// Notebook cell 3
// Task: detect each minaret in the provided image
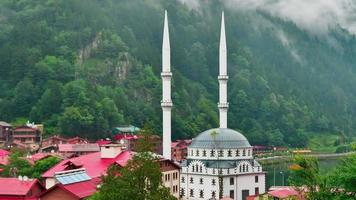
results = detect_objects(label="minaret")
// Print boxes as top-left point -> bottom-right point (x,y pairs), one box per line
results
161,10 -> 173,160
218,12 -> 229,129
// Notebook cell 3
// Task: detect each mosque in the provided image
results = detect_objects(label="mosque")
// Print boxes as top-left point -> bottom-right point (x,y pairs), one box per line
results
160,11 -> 266,200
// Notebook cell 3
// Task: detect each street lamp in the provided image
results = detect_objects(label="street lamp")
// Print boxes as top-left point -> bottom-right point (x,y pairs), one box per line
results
280,171 -> 284,186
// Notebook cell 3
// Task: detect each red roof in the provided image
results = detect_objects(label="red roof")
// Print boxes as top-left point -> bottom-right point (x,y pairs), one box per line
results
14,126 -> 38,132
114,134 -> 139,141
41,177 -> 100,199
268,188 -> 299,198
96,139 -> 112,146
58,143 -> 100,152
0,155 -> 9,166
0,149 -> 10,156
0,178 -> 40,196
42,151 -> 133,178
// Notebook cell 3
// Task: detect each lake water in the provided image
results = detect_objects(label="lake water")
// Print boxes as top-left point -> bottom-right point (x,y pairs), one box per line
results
263,157 -> 342,188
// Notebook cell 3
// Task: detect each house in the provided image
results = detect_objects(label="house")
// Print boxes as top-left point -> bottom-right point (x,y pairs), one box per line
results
25,152 -> 63,165
67,137 -> 89,144
267,186 -> 305,200
58,143 -> 100,158
12,125 -> 41,151
41,135 -> 68,153
112,125 -> 140,135
159,158 -> 181,199
0,149 -> 10,167
40,169 -> 101,200
0,121 -> 12,148
114,133 -> 163,155
0,178 -> 45,199
42,144 -> 133,189
171,139 -> 191,161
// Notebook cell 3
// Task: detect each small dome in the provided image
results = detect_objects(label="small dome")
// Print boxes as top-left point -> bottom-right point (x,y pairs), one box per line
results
189,128 -> 251,149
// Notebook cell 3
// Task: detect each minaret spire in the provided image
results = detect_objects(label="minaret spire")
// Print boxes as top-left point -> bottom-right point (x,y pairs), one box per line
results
162,10 -> 173,159
218,11 -> 228,129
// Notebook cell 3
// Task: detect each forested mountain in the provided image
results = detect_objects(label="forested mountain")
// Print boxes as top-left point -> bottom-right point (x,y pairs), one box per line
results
0,0 -> 355,147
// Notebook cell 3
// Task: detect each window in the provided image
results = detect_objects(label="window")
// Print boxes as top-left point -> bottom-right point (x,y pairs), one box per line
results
190,177 -> 194,184
255,176 -> 259,183
200,165 -> 203,173
212,191 -> 216,198
218,150 -> 224,157
228,150 -> 232,157
236,149 -> 240,156
190,189 -> 194,197
239,165 -> 242,172
196,149 -> 199,156
243,149 -> 246,156
248,149 -> 251,156
243,164 -> 245,172
168,174 -> 170,181
181,188 -> 185,196
191,150 -> 193,156
212,179 -> 216,185
200,178 -> 203,184
182,177 -> 185,183
199,190 -> 204,198
202,150 -> 207,157
230,177 -> 234,185
210,149 -> 215,157
192,165 -> 195,172
230,190 -> 234,198
255,187 -> 259,195
246,165 -> 249,172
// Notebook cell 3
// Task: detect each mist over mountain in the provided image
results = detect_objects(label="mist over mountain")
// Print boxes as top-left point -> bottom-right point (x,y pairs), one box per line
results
0,0 -> 355,147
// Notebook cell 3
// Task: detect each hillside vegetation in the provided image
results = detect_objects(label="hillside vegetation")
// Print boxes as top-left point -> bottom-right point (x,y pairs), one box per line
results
0,0 -> 356,147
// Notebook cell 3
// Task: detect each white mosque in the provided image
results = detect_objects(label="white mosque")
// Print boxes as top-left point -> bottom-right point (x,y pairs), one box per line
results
160,11 -> 266,200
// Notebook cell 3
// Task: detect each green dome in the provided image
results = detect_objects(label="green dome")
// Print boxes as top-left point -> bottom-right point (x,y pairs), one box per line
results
190,128 -> 251,149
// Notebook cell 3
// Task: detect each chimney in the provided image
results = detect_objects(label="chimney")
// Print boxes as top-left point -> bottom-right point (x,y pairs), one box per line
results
100,144 -> 123,159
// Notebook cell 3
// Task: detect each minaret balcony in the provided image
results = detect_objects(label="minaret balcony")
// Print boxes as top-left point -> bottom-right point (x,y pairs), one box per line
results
218,102 -> 229,108
161,72 -> 172,77
218,75 -> 229,80
161,100 -> 173,107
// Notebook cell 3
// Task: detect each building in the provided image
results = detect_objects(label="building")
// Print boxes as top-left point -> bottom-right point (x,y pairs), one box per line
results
160,158 -> 181,199
58,143 -> 100,158
12,125 -> 41,151
0,149 -> 10,169
171,140 -> 192,161
40,170 -> 101,200
112,125 -> 140,135
67,137 -> 89,144
178,12 -> 266,200
41,135 -> 68,152
114,133 -> 163,155
0,121 -> 12,147
0,177 -> 45,199
42,144 -> 133,189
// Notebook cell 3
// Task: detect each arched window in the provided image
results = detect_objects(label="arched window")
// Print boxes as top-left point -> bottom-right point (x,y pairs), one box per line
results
181,177 -> 185,183
202,150 -> 207,157
195,164 -> 199,172
200,178 -> 203,184
242,149 -> 246,156
239,165 -> 242,172
243,164 -> 245,172
210,150 -> 215,157
196,149 -> 199,156
246,164 -> 249,172
212,179 -> 216,185
181,188 -> 185,196
218,150 -> 224,157
248,149 -> 251,156
190,177 -> 194,184
191,150 -> 194,156
236,149 -> 240,157
192,165 -> 195,172
212,191 -> 216,197
228,150 -> 232,157
200,165 -> 203,173
190,189 -> 194,197
200,190 -> 204,198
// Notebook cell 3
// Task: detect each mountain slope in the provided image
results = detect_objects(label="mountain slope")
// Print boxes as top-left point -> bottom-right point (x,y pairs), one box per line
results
0,0 -> 355,147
